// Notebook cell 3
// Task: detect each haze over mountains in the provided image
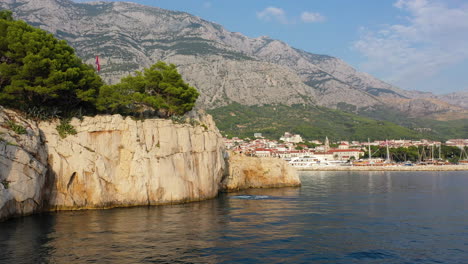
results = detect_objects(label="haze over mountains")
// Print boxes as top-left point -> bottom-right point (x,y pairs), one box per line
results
1,0 -> 467,140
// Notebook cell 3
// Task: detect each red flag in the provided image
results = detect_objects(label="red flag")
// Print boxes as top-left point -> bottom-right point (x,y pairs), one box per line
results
95,55 -> 101,72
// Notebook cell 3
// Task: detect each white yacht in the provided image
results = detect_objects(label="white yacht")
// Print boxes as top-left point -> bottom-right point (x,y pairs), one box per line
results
288,156 -> 347,168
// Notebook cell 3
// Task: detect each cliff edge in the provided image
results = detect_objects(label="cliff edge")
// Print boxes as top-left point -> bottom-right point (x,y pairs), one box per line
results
0,108 -> 48,220
0,107 -> 225,220
0,107 -> 300,221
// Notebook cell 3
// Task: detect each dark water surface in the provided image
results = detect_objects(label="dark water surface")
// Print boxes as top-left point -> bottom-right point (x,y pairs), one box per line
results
1,171 -> 468,263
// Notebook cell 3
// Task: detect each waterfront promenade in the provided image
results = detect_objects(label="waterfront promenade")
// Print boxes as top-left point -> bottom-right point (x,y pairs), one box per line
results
297,165 -> 468,171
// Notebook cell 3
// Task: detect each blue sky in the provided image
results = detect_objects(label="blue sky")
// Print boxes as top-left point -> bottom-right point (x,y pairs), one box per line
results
76,0 -> 468,94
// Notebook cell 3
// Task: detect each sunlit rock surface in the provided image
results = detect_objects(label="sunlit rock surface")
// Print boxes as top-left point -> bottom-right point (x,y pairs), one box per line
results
222,152 -> 301,191
0,108 -> 225,220
39,113 -> 225,210
1,107 -> 301,221
0,107 -> 48,220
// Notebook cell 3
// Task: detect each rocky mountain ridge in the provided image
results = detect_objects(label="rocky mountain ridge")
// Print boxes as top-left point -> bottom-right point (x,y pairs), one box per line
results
436,90 -> 468,110
1,0 -> 465,118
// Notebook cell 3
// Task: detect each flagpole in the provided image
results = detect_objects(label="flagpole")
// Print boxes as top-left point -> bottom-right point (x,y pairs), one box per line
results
95,55 -> 101,73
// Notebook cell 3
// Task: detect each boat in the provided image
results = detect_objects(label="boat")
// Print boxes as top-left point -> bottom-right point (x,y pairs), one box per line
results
288,156 -> 347,168
288,156 -> 322,167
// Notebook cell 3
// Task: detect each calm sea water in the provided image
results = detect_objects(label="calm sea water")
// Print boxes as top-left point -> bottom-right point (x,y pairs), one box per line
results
1,171 -> 468,264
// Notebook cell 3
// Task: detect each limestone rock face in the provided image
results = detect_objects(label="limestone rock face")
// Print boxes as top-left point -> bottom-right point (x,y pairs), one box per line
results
436,90 -> 468,110
0,108 -> 226,220
167,55 -> 317,108
39,113 -> 225,210
222,153 -> 301,191
1,107 -> 301,220
0,107 -> 48,220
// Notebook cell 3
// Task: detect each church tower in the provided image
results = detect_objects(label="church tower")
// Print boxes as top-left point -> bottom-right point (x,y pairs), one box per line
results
324,136 -> 330,152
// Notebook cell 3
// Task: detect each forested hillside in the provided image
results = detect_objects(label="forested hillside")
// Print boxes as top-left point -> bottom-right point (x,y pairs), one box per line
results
208,103 -> 467,141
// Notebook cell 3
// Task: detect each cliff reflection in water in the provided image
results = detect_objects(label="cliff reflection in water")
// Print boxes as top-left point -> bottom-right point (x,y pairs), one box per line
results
0,187 -> 301,264
2,172 -> 468,264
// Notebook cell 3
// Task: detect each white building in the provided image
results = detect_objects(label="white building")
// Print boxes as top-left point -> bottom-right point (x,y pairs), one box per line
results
254,149 -> 272,157
329,149 -> 364,161
280,132 -> 303,143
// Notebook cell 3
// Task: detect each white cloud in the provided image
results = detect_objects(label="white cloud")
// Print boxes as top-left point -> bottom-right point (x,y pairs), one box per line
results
354,0 -> 468,90
257,7 -> 288,24
300,11 -> 325,23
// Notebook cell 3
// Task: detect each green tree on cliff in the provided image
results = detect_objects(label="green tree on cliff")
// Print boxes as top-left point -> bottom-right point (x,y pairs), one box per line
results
0,10 -> 103,112
96,61 -> 199,117
0,10 -> 198,118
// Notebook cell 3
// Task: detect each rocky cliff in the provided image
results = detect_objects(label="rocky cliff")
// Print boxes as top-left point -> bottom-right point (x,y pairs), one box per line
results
0,108 -> 301,221
221,152 -> 300,191
40,113 -> 226,210
0,108 -> 48,220
0,107 -> 226,220
437,90 -> 468,110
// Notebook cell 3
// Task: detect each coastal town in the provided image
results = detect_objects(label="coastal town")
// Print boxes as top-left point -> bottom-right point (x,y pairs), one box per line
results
224,132 -> 468,167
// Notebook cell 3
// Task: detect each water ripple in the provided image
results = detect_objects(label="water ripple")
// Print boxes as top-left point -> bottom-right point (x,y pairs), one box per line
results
347,250 -> 397,260
1,171 -> 468,263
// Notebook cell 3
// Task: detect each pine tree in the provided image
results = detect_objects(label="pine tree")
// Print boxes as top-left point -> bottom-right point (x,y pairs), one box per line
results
0,10 -> 103,113
96,61 -> 199,117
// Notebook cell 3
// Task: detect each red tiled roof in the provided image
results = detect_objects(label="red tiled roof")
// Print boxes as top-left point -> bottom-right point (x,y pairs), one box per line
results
255,148 -> 272,152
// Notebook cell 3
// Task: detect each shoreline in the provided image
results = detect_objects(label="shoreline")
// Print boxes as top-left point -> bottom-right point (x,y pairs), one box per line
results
296,165 -> 468,171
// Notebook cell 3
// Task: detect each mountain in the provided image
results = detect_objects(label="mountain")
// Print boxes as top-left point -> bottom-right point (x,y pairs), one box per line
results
437,90 -> 468,110
1,0 -> 467,140
2,0 -> 463,113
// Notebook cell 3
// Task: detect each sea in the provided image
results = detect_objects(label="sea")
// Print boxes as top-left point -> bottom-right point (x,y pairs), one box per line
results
1,171 -> 468,264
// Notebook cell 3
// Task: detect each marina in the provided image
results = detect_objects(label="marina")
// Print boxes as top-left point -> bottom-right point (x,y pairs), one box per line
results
296,164 -> 468,171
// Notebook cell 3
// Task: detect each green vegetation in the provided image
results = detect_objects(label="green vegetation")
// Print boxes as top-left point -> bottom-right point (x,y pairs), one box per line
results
95,61 -> 199,117
6,120 -> 26,134
1,179 -> 9,189
302,142 -> 318,148
56,119 -> 77,138
169,115 -> 186,124
358,105 -> 468,140
24,106 -> 61,120
363,145 -> 468,163
0,11 -> 198,119
208,103 -> 434,141
155,37 -> 254,60
0,10 -> 102,113
167,115 -> 209,130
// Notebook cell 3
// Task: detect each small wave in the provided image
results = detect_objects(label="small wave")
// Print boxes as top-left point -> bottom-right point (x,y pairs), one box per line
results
347,250 -> 396,260
230,195 -> 270,200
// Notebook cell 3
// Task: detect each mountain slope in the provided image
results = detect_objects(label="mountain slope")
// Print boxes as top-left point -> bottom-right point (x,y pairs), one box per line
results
437,90 -> 468,110
2,0 -> 461,114
207,103 -> 446,141
1,0 -> 466,139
